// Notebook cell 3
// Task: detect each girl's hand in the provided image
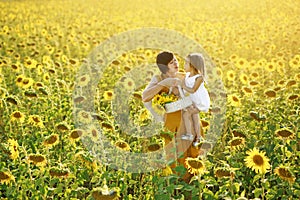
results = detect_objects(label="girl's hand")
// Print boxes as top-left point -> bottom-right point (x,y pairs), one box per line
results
159,78 -> 181,87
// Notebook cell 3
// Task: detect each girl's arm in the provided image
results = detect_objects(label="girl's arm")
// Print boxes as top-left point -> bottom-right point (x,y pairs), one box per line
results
182,76 -> 203,94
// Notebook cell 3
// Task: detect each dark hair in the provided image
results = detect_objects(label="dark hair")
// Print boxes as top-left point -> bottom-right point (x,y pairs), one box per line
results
156,51 -> 174,74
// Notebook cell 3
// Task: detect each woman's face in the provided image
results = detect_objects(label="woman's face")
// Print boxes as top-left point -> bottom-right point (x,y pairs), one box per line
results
167,56 -> 179,74
184,57 -> 191,72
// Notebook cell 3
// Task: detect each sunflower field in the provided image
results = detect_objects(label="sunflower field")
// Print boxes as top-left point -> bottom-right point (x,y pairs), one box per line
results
0,0 -> 299,199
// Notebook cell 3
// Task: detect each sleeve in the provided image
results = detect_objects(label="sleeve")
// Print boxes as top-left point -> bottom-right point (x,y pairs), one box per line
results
142,75 -> 164,122
142,75 -> 160,102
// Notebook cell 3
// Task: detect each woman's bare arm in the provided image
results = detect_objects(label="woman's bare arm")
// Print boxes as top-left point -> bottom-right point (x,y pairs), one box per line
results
142,76 -> 182,102
142,76 -> 163,102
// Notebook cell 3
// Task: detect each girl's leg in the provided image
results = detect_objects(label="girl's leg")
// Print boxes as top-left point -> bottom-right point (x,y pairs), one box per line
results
187,106 -> 200,138
182,109 -> 192,134
191,112 -> 202,140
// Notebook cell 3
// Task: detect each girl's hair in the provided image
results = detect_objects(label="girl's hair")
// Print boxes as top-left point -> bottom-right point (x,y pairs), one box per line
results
188,53 -> 206,82
156,51 -> 174,74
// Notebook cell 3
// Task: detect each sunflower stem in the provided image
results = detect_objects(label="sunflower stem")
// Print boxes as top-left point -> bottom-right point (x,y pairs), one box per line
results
261,174 -> 265,200
198,174 -> 202,200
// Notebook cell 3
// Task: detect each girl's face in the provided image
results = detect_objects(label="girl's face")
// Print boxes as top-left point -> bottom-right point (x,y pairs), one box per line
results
184,58 -> 191,72
167,56 -> 179,74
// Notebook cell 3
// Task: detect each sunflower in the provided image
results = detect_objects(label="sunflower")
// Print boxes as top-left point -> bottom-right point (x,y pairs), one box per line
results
286,79 -> 296,87
138,109 -> 151,122
147,143 -> 161,152
69,58 -> 78,66
275,128 -> 295,140
274,166 -> 295,184
11,62 -> 21,72
264,89 -> 276,98
28,115 -> 44,128
43,134 -> 59,147
250,72 -> 259,78
214,168 -> 235,179
36,64 -> 44,75
49,167 -> 69,178
294,73 -> 300,81
28,154 -> 47,167
132,92 -> 142,100
244,148 -> 270,174
236,58 -> 248,69
242,86 -> 253,95
10,111 -> 25,123
15,74 -> 25,87
200,119 -> 209,128
35,82 -> 44,88
232,130 -> 246,138
288,94 -> 298,101
199,142 -> 212,150
161,166 -> 173,176
239,73 -> 249,84
77,110 -> 93,124
115,140 -> 130,151
7,139 -> 19,160
226,70 -> 236,81
42,55 -> 53,66
249,81 -> 259,87
227,94 -> 241,107
92,186 -> 119,200
77,74 -> 91,87
103,90 -> 114,101
21,77 -> 34,89
0,171 -> 15,185
24,90 -> 38,98
61,55 -> 68,63
265,61 -> 276,72
229,137 -> 245,150
70,129 -> 84,142
185,157 -> 206,175
120,76 -> 135,91
101,122 -> 114,131
6,96 -> 19,105
55,122 -> 70,131
24,58 -> 37,69
86,125 -> 101,142
73,96 -> 86,104
43,73 -> 50,82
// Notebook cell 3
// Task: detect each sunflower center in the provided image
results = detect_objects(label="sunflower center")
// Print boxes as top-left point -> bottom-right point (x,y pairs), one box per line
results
117,142 -> 128,148
216,169 -> 231,177
91,129 -> 97,137
232,96 -> 239,102
71,130 -> 82,139
278,168 -> 292,178
32,117 -> 40,123
12,64 -> 18,69
29,155 -> 45,162
277,130 -> 292,137
107,92 -> 112,97
13,112 -> 21,118
46,135 -> 58,144
231,138 -> 243,146
253,155 -> 264,166
0,172 -> 9,180
148,144 -> 160,152
188,160 -> 203,169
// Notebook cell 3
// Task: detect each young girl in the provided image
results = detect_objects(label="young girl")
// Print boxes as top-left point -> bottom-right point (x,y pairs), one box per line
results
181,53 -> 210,147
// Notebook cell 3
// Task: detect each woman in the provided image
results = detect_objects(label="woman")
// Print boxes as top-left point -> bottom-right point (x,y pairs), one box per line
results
142,51 -> 200,181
